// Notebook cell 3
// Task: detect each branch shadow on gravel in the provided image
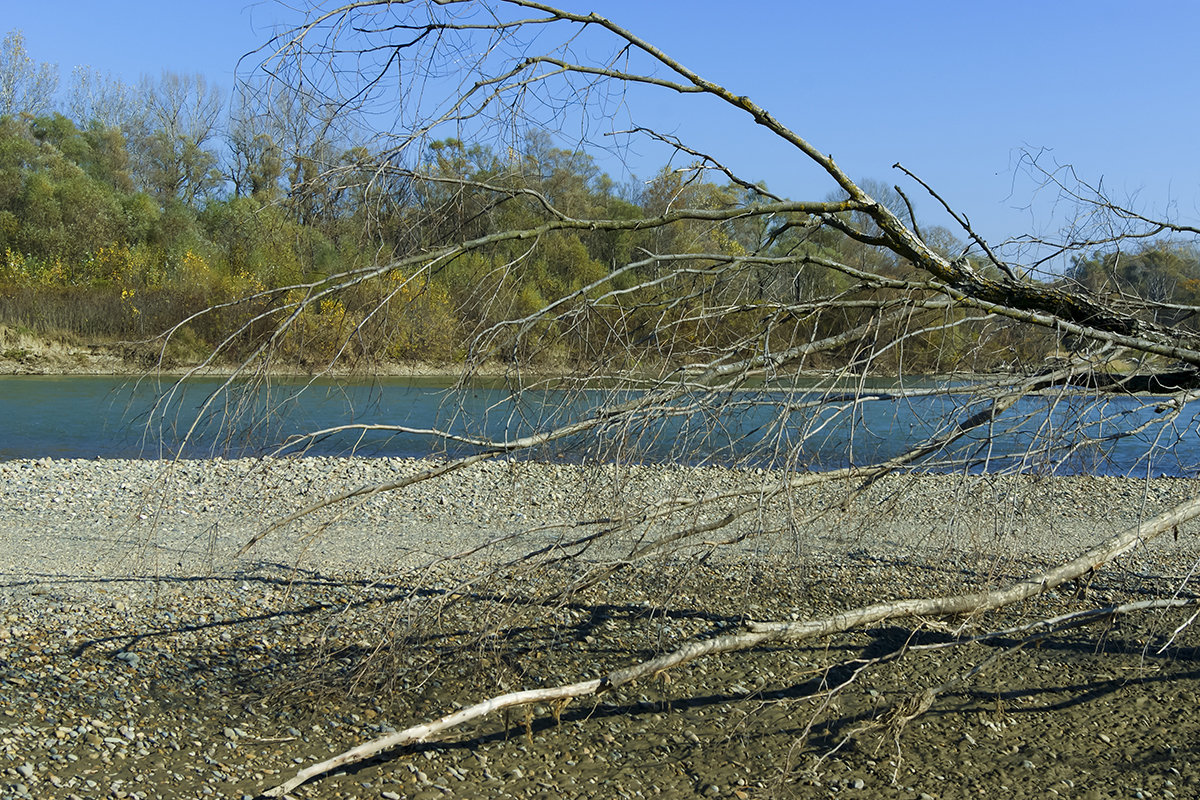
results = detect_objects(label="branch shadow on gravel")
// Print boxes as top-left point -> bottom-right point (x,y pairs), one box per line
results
796,623 -> 1200,757
249,619 -> 1200,792
8,550 -> 1200,799
48,568 -> 749,667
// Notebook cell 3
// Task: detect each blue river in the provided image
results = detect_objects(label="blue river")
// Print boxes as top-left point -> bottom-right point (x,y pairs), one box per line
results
0,375 -> 1198,476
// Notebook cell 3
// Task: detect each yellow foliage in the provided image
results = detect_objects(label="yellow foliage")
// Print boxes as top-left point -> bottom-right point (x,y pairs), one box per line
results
319,298 -> 346,319
120,286 -> 140,319
179,249 -> 219,292
384,276 -> 458,361
1,249 -> 27,284
710,228 -> 746,257
92,243 -> 166,289
94,244 -> 132,283
274,290 -> 361,363
229,268 -> 267,296
35,258 -> 69,287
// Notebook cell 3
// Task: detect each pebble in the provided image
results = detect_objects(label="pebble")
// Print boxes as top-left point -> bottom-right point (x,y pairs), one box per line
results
0,456 -> 1197,800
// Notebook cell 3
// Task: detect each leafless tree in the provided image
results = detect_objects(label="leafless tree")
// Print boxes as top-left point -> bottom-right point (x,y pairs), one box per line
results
148,2 -> 1200,795
126,71 -> 225,204
0,29 -> 58,117
66,64 -> 133,130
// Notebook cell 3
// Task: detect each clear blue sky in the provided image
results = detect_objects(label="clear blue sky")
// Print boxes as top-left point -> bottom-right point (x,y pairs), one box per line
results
6,1 -> 1200,252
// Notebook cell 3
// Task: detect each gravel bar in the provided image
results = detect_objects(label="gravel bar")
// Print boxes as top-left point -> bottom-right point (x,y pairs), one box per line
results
2,457 -> 1199,799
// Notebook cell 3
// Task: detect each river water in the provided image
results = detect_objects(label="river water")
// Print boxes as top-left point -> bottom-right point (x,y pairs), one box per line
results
1,375 -> 1198,476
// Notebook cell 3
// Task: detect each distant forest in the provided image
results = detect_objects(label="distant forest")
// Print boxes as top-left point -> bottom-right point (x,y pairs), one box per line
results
1,29 -> 1198,372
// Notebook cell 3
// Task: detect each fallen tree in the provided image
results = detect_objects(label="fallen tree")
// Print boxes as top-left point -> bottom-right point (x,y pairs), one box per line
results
142,2 -> 1200,796
265,493 -> 1200,795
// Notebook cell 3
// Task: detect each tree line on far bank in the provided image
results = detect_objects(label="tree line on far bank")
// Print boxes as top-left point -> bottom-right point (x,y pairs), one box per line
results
1,27 -> 1198,374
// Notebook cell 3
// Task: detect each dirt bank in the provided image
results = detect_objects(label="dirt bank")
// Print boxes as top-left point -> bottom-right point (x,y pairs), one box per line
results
0,326 -> 479,377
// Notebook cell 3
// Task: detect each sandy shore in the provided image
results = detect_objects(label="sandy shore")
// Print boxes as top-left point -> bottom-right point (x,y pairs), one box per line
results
2,458 -> 1199,799
0,326 -> 493,377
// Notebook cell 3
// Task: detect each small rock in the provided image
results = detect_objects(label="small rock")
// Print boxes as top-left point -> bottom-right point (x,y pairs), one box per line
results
16,763 -> 34,779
